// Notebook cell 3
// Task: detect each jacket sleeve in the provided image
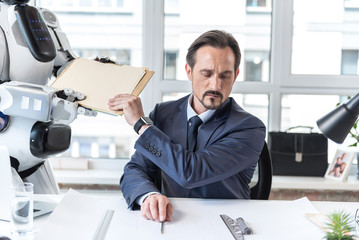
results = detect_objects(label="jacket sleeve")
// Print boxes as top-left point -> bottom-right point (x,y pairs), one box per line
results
120,149 -> 161,210
134,115 -> 266,189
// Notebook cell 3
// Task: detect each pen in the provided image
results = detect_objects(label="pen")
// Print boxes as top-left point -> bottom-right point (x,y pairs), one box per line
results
160,221 -> 164,234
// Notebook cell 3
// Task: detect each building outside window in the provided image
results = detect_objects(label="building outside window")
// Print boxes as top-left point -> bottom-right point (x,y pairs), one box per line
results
244,51 -> 270,82
246,0 -> 268,7
164,51 -> 178,80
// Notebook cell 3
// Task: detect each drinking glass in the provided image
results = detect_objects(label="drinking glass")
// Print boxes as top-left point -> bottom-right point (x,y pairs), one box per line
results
10,182 -> 34,236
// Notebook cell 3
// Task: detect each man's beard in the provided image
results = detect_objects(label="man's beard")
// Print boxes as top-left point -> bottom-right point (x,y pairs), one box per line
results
197,90 -> 224,110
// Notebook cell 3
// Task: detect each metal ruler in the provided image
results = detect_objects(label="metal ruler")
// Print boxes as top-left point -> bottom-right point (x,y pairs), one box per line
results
220,214 -> 253,240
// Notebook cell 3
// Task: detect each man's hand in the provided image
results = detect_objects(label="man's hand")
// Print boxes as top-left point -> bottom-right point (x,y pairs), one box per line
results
141,194 -> 173,222
108,94 -> 144,126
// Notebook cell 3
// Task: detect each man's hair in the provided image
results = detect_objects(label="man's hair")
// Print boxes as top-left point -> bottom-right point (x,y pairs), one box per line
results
186,30 -> 241,73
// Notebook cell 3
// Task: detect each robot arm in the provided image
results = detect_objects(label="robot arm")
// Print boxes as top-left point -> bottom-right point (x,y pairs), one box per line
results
0,1 -> 96,124
0,81 -> 96,124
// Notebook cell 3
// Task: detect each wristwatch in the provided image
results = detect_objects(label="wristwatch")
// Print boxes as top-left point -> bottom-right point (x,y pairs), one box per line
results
134,117 -> 153,134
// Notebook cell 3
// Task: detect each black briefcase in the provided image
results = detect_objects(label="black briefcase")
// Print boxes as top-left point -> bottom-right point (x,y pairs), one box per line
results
268,127 -> 328,177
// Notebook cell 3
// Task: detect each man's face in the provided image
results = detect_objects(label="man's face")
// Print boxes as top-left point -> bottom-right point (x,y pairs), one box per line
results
185,46 -> 239,114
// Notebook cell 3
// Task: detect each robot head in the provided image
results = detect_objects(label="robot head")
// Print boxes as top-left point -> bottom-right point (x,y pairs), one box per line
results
0,0 -> 30,5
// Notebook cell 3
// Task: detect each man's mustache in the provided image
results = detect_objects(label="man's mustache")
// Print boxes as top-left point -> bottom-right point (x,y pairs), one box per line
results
203,91 -> 223,99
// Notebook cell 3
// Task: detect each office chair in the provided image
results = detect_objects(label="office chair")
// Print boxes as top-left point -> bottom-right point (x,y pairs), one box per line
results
250,142 -> 273,200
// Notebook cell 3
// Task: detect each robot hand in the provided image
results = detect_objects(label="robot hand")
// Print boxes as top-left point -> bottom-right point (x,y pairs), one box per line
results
52,88 -> 96,124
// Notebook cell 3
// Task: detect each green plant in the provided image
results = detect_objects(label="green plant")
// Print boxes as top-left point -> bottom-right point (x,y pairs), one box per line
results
349,119 -> 359,147
324,210 -> 355,240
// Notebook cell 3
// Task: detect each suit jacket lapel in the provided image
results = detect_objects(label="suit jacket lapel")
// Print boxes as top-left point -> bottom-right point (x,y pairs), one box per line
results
196,99 -> 232,149
169,98 -> 188,147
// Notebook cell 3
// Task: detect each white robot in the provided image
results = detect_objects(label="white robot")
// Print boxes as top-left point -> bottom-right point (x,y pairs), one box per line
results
0,0 -> 96,193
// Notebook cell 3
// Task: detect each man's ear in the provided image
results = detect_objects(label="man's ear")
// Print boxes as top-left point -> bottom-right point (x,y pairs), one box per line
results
233,69 -> 240,83
185,64 -> 193,81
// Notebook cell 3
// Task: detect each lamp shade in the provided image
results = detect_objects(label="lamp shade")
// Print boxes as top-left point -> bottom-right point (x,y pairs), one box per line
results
316,93 -> 359,144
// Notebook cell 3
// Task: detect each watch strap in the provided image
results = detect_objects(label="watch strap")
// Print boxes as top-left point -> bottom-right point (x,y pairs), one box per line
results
134,117 -> 153,134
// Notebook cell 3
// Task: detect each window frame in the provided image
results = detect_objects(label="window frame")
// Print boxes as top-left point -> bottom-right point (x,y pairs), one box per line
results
141,0 -> 359,133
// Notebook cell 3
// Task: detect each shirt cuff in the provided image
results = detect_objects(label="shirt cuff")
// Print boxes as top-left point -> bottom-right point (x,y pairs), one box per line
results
136,191 -> 160,206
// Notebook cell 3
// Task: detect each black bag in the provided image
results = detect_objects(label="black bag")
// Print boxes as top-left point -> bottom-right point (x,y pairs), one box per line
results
268,126 -> 328,177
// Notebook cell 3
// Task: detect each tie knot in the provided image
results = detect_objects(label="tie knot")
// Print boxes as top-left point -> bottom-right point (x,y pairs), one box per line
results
189,116 -> 202,129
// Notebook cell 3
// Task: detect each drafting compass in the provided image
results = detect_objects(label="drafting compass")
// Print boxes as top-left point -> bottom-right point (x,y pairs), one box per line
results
220,214 -> 253,240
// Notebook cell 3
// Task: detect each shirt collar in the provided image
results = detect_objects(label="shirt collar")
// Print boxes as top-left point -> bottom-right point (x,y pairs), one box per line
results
187,93 -> 215,123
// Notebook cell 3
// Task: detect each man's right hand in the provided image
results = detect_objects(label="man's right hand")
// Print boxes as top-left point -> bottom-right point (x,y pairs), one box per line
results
141,194 -> 173,222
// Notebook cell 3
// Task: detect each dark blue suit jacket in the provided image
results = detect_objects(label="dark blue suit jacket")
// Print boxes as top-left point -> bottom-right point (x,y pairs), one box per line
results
120,95 -> 266,209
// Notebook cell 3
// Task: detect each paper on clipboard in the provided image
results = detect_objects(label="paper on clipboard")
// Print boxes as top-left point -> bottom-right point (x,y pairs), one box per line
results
50,58 -> 154,115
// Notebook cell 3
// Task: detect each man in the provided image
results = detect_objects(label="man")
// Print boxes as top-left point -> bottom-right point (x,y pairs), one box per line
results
108,30 -> 266,223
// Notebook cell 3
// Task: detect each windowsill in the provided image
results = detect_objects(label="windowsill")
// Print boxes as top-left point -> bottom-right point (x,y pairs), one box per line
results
272,175 -> 359,191
52,158 -> 127,186
53,168 -> 359,191
54,169 -> 123,185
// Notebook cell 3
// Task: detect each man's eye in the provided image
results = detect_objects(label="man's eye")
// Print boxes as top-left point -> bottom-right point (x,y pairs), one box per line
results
220,74 -> 231,79
202,73 -> 211,77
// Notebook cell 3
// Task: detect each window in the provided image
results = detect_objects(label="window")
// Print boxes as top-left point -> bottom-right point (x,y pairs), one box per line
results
116,0 -> 124,8
36,0 -> 142,160
246,0 -> 272,12
160,0 -> 272,128
246,0 -> 268,7
37,0 -> 129,12
163,0 -> 272,84
344,0 -> 359,8
281,95 -> 340,131
232,94 -> 269,127
164,51 -> 178,80
98,0 -> 111,7
244,51 -> 270,82
79,0 -> 92,7
291,0 -> 359,76
31,0 -> 359,166
341,50 -> 359,75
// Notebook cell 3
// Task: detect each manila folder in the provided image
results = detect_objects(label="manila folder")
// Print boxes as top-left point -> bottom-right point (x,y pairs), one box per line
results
50,58 -> 154,115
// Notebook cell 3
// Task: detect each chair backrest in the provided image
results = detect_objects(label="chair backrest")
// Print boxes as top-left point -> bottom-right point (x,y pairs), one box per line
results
250,142 -> 273,200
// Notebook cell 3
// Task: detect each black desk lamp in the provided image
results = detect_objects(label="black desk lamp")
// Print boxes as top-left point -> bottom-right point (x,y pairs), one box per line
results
316,93 -> 359,144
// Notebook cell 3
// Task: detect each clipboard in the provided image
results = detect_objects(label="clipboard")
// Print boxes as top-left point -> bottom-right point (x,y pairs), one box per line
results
50,58 -> 154,115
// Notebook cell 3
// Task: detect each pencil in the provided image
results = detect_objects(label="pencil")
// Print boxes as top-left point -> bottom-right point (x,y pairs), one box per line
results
160,222 -> 164,234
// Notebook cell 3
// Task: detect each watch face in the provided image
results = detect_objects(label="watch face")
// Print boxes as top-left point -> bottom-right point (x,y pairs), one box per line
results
142,117 -> 153,125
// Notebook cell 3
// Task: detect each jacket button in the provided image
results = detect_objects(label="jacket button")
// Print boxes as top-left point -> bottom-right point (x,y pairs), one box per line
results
149,146 -> 154,151
152,149 -> 157,154
156,152 -> 161,157
145,144 -> 150,149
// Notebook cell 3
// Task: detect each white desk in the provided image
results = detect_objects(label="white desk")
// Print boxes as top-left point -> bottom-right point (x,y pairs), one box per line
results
1,192 -> 358,240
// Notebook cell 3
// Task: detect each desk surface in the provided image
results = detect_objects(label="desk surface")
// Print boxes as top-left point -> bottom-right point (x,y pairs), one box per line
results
20,193 -> 359,240
1,193 -> 358,240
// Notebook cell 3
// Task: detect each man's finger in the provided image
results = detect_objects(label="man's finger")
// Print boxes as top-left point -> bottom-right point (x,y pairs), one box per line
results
166,202 -> 174,222
158,197 -> 168,222
149,197 -> 160,222
141,200 -> 152,220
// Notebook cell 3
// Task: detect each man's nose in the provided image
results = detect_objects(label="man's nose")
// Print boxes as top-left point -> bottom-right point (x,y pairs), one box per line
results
209,75 -> 221,90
